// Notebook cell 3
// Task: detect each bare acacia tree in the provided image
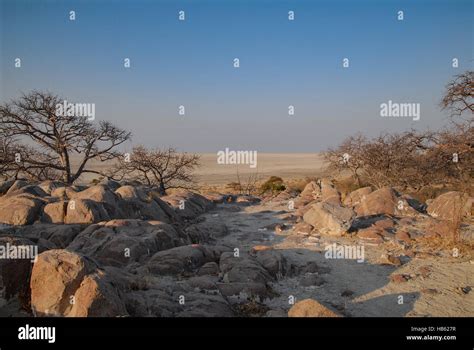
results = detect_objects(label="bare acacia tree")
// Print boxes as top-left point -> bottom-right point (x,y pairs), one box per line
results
111,145 -> 200,195
0,136 -> 61,181
441,70 -> 474,120
0,91 -> 131,184
440,70 -> 474,191
325,131 -> 441,191
324,133 -> 367,186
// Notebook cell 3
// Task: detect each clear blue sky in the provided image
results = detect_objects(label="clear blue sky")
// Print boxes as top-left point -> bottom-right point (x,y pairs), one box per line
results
1,0 -> 473,152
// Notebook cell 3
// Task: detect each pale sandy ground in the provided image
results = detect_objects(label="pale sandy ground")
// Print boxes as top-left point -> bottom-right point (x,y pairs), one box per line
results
193,153 -> 327,186
75,153 -> 328,186
201,200 -> 474,317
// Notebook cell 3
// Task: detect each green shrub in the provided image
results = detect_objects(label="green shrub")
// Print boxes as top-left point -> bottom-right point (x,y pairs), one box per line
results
260,176 -> 286,194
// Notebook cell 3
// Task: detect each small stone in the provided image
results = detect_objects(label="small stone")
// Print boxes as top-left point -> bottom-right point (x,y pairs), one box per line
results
373,218 -> 395,230
357,228 -> 384,244
417,266 -> 431,278
395,230 -> 412,243
288,299 -> 340,317
250,245 -> 273,254
380,254 -> 402,266
292,222 -> 314,235
390,274 -> 410,283
457,286 -> 472,295
341,290 -> 354,297
421,288 -> 439,295
274,224 -> 289,233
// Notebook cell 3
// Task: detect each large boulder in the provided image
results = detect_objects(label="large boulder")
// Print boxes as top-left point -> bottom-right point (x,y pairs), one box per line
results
72,185 -> 120,218
320,179 -> 341,205
149,193 -> 180,222
68,220 -> 186,267
30,249 -> 126,317
219,252 -> 272,285
184,220 -> 229,243
427,191 -> 473,221
65,199 -> 110,224
0,194 -> 44,225
253,249 -> 289,279
303,202 -> 355,236
294,181 -> 320,209
5,184 -> 47,198
354,187 -> 397,216
161,191 -> 214,220
343,186 -> 373,207
115,186 -> 174,222
288,299 -> 340,317
67,270 -> 128,317
72,185 -> 119,205
0,180 -> 15,195
115,185 -> 149,202
37,181 -> 63,195
43,198 -> 113,225
41,201 -> 67,223
4,180 -> 28,195
146,244 -> 230,275
30,249 -> 96,316
50,186 -> 78,199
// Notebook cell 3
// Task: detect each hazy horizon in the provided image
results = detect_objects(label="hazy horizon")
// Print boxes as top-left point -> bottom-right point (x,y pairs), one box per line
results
1,0 -> 473,152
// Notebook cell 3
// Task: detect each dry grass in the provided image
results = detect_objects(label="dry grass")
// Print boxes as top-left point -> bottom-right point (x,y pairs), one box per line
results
415,234 -> 474,259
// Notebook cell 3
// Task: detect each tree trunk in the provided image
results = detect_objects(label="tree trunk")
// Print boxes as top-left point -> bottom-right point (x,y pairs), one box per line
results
158,181 -> 167,196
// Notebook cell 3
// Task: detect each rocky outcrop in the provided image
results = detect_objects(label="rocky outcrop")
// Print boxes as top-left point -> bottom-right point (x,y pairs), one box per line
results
65,199 -> 110,224
320,179 -> 341,205
354,187 -> 398,216
68,220 -> 187,267
72,185 -> 121,218
37,181 -> 63,195
4,180 -> 28,195
0,180 -> 15,195
50,186 -> 78,199
0,194 -> 44,225
354,187 -> 420,217
343,186 -> 372,207
294,181 -> 320,208
303,202 -> 355,236
162,191 -> 214,220
30,249 -> 126,317
184,220 -> 229,243
110,186 -> 176,223
427,191 -> 473,221
146,244 -> 230,276
66,270 -> 128,317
